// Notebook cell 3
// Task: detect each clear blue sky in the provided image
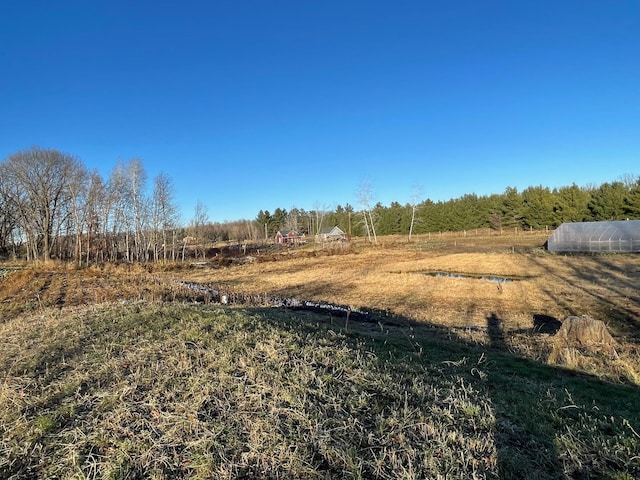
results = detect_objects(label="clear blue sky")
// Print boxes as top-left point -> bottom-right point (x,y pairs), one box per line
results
1,1 -> 638,223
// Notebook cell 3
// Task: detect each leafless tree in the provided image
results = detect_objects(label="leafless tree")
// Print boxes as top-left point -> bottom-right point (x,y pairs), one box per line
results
2,147 -> 82,261
408,185 -> 423,241
356,181 -> 377,243
190,200 -> 209,260
619,173 -> 640,190
107,162 -> 132,261
285,207 -> 300,232
106,159 -> 151,262
128,159 -> 150,262
312,202 -> 329,235
0,168 -> 19,258
0,150 -> 186,264
83,171 -> 107,264
152,172 -> 179,262
67,165 -> 90,265
244,220 -> 257,241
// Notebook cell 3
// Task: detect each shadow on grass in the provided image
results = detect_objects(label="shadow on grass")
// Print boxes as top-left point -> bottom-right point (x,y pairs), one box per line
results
533,313 -> 562,335
263,303 -> 640,479
529,254 -> 640,342
485,311 -> 564,478
3,300 -> 639,479
161,269 -> 640,477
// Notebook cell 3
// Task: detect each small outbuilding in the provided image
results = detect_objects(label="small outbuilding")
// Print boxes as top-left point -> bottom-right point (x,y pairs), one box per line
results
315,226 -> 347,243
547,220 -> 640,253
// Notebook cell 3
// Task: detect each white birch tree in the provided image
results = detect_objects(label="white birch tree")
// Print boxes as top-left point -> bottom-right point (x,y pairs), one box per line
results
152,172 -> 179,262
408,185 -> 423,241
356,181 -> 377,243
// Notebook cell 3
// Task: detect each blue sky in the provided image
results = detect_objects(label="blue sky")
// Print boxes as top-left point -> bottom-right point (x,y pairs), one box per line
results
1,1 -> 638,222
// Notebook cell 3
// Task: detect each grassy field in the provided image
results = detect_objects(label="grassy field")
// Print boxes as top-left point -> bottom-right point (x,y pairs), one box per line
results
175,233 -> 640,383
1,233 -> 639,478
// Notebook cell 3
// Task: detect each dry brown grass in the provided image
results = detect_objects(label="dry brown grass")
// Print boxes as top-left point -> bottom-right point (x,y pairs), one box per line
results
175,234 -> 640,334
2,303 -> 639,479
1,232 -> 639,382
2,235 -> 640,478
165,233 -> 640,382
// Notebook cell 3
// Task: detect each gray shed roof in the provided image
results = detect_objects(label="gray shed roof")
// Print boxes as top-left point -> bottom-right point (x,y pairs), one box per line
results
317,226 -> 346,236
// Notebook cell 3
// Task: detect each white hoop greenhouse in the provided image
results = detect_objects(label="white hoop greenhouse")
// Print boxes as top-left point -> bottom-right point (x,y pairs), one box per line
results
547,220 -> 640,253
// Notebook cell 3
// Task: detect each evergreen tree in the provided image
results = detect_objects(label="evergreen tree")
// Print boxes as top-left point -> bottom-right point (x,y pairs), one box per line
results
588,182 -> 627,220
501,187 -> 524,230
272,208 -> 287,233
553,184 -> 591,224
486,194 -> 505,232
451,193 -> 483,231
422,200 -> 446,232
623,178 -> 640,218
376,201 -> 405,235
521,186 -> 555,230
255,210 -> 273,239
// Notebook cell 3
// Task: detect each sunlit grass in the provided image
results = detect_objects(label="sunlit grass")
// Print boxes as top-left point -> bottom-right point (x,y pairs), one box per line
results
1,303 -> 639,479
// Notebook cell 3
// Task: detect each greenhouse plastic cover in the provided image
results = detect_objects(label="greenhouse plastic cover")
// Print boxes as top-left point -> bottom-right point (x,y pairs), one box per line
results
547,220 -> 640,252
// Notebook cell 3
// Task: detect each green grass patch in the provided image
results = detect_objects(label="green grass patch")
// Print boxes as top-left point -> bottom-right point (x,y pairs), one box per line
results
0,304 -> 638,479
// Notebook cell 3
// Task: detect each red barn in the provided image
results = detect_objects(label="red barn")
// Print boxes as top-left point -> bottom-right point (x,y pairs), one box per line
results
275,229 -> 301,245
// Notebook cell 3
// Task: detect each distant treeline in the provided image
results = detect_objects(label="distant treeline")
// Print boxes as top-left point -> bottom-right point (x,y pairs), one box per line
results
0,147 -> 185,263
256,180 -> 640,239
0,147 -> 260,263
1,146 -> 639,262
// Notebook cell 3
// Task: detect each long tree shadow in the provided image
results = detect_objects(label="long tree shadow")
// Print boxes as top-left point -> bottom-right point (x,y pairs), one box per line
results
252,302 -> 638,478
344,306 -> 639,476
528,254 -> 640,342
485,311 -> 565,478
166,276 -> 640,478
487,312 -> 505,347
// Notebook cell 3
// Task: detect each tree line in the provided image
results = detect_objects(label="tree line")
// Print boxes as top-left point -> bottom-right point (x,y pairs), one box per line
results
256,178 -> 640,240
2,147 -> 639,262
0,147 -> 182,263
0,147 -> 266,263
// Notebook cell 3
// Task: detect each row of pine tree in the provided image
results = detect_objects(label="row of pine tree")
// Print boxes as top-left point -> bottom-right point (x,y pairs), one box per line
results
256,180 -> 640,238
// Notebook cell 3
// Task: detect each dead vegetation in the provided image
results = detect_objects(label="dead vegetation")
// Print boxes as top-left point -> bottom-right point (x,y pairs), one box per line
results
1,303 -> 639,479
1,232 -> 639,383
1,234 -> 640,478
167,234 -> 640,383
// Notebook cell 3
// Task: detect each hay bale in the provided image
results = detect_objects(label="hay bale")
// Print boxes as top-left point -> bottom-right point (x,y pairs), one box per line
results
555,315 -> 616,350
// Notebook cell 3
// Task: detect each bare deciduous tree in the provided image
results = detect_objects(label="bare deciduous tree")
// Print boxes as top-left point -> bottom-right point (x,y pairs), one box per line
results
84,171 -> 107,264
2,147 -> 82,261
128,159 -> 150,262
106,159 -> 151,262
0,150 -> 186,265
190,200 -> 209,260
356,181 -> 377,243
67,164 -> 89,265
0,171 -> 18,258
108,162 -> 132,261
408,185 -> 423,241
285,207 -> 300,233
152,172 -> 179,262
